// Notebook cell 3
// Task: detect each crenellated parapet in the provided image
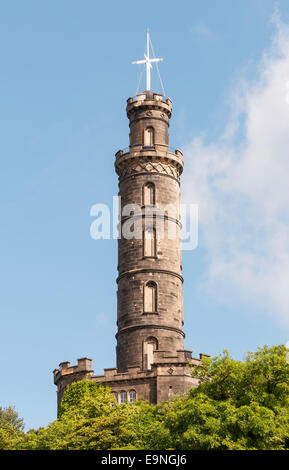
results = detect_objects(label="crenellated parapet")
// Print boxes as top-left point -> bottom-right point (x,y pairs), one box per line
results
53,351 -> 204,410
53,357 -> 94,381
53,358 -> 94,408
126,93 -> 172,121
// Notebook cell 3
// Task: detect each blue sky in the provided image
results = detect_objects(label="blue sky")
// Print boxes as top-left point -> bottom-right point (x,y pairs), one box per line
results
1,0 -> 289,430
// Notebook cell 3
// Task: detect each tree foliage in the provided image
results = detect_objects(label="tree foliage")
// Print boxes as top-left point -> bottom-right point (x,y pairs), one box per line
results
0,406 -> 25,450
0,406 -> 24,431
2,344 -> 289,450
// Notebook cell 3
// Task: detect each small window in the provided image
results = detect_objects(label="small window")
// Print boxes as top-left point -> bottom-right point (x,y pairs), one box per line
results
120,391 -> 127,404
129,390 -> 136,403
143,227 -> 156,257
143,337 -> 158,370
112,391 -> 118,403
144,127 -> 154,147
144,281 -> 157,313
169,386 -> 173,397
143,182 -> 155,206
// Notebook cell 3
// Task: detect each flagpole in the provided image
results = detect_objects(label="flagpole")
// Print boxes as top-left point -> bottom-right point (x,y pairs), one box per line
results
146,29 -> 150,90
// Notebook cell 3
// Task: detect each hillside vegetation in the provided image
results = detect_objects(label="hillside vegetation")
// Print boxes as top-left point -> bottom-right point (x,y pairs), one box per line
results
2,345 -> 289,450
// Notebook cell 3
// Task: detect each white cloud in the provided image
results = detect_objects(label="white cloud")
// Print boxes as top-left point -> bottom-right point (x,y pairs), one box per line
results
182,13 -> 289,327
191,21 -> 218,41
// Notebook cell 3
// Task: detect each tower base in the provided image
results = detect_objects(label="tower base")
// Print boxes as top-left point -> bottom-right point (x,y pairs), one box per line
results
53,351 -> 206,409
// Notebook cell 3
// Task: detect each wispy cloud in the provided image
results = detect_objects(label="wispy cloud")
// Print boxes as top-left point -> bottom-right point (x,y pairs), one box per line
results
183,12 -> 289,327
191,21 -> 219,40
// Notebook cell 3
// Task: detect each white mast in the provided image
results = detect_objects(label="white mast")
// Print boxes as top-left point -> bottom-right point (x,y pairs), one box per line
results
132,29 -> 163,91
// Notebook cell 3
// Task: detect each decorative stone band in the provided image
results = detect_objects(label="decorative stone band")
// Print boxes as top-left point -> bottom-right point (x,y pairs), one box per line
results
126,96 -> 172,120
120,170 -> 181,185
120,159 -> 179,181
129,114 -> 170,125
115,150 -> 183,180
115,323 -> 185,339
116,268 -> 183,283
120,213 -> 182,228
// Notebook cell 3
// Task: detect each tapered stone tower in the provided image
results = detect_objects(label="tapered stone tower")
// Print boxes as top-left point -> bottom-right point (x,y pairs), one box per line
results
115,91 -> 186,373
54,35 -> 204,408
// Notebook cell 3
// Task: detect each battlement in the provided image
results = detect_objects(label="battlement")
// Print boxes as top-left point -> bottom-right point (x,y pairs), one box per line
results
53,357 -> 94,384
127,91 -> 171,105
199,353 -> 211,360
126,91 -> 172,119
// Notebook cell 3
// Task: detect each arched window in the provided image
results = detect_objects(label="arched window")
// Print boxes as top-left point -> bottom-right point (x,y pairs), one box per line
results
120,391 -> 127,404
144,281 -> 157,313
112,391 -> 118,405
143,227 -> 156,257
144,127 -> 154,147
143,182 -> 155,206
143,337 -> 158,370
129,390 -> 136,403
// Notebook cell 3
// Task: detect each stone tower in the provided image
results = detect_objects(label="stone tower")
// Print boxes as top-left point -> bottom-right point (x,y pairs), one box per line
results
115,91 -> 185,373
53,91 -> 203,408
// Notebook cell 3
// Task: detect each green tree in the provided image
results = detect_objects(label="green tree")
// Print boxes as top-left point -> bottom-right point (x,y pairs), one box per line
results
192,345 -> 289,408
58,381 -> 114,419
31,382 -> 169,450
161,344 -> 289,450
0,406 -> 24,431
3,344 -> 289,450
0,407 -> 25,450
